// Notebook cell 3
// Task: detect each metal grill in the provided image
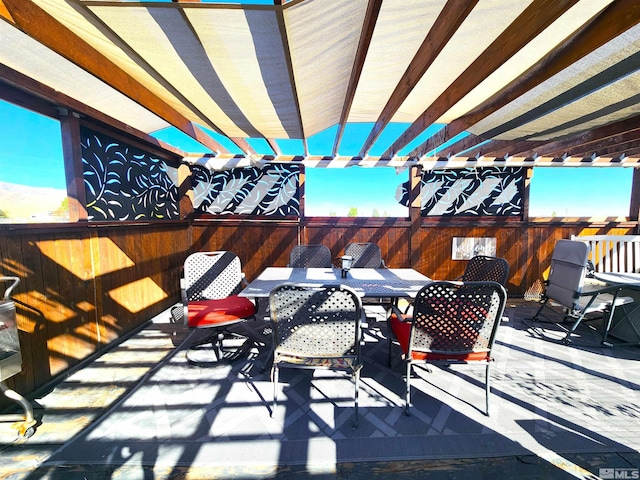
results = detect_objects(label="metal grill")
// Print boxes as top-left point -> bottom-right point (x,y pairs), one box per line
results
344,243 -> 384,268
288,245 -> 332,268
184,251 -> 244,301
271,284 -> 360,357
411,282 -> 505,355
460,255 -> 509,286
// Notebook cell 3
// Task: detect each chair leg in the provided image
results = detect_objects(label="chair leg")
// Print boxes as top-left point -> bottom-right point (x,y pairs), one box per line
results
353,368 -> 360,428
405,360 -> 412,416
561,311 -> 588,344
271,364 -> 279,418
530,298 -> 549,321
485,362 -> 491,416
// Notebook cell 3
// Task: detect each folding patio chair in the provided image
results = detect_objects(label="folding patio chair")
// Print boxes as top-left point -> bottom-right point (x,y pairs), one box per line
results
269,283 -> 364,427
388,281 -> 507,416
181,251 -> 256,364
459,255 -> 509,287
344,242 -> 386,268
530,239 -> 633,345
288,244 -> 332,268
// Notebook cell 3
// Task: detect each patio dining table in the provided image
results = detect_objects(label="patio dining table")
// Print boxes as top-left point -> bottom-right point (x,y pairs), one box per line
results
239,267 -> 431,302
591,272 -> 640,346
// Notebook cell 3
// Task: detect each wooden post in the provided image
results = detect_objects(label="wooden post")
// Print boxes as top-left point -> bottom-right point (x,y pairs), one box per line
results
409,164 -> 422,269
629,168 -> 640,225
59,109 -> 88,222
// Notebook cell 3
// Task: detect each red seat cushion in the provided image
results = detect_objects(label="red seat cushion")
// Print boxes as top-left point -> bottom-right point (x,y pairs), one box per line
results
389,313 -> 490,362
187,296 -> 255,328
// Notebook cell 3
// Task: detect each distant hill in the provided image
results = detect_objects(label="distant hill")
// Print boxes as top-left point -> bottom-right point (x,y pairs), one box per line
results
0,181 -> 68,221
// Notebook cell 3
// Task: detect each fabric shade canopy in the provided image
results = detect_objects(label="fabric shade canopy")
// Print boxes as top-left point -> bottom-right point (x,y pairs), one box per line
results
1,0 -> 640,169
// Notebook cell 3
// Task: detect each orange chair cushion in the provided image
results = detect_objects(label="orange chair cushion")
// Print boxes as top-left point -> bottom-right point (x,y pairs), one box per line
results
389,313 -> 490,362
187,296 -> 255,328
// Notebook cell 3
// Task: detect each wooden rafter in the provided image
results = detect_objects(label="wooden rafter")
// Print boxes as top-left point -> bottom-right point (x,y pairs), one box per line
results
381,0 -> 580,158
0,0 -> 13,22
426,132 -> 485,158
2,0 -> 232,155
0,64 -> 187,159
564,130 -> 640,158
477,139 -> 547,159
358,0 -> 478,158
267,139 -> 282,156
273,2 -> 306,153
332,0 -> 383,156
413,0 -> 640,160
516,115 -> 640,159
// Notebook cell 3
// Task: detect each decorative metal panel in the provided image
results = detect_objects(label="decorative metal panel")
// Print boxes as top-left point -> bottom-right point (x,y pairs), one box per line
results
81,127 -> 179,221
421,167 -> 523,216
191,163 -> 300,216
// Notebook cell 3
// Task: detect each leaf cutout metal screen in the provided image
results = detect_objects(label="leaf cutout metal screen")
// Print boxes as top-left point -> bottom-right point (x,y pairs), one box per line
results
191,163 -> 300,217
81,127 -> 179,221
420,167 -> 524,217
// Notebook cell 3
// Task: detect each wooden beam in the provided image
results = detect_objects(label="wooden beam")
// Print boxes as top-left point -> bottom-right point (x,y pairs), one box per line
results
0,0 -> 14,23
565,130 -> 640,158
478,139 -> 546,159
332,0 -> 383,156
3,0 -> 230,155
358,0 -> 479,157
274,4 -> 305,144
381,0 -> 580,158
629,168 -> 640,221
517,115 -> 640,159
0,65 -> 187,159
427,0 -> 640,156
424,132 -> 485,158
267,139 -> 282,156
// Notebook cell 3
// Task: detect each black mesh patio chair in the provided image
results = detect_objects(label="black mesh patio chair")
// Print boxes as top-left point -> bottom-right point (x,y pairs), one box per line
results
344,242 -> 386,268
181,251 -> 256,364
288,244 -> 332,268
459,255 -> 509,287
388,281 -> 507,416
530,239 -> 633,345
269,283 -> 363,427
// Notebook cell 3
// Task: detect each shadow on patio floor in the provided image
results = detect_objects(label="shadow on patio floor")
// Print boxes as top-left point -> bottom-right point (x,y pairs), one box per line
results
1,300 -> 640,479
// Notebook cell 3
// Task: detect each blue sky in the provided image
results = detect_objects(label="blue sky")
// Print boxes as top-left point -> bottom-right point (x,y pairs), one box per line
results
0,99 -> 634,217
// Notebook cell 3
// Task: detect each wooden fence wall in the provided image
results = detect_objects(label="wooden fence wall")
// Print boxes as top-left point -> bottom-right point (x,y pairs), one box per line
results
0,218 -> 636,406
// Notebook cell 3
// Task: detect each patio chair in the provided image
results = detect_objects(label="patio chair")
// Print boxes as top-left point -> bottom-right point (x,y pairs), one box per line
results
530,239 -> 633,345
459,255 -> 509,287
344,242 -> 386,268
388,281 -> 507,416
181,251 -> 256,364
288,244 -> 332,268
269,283 -> 364,427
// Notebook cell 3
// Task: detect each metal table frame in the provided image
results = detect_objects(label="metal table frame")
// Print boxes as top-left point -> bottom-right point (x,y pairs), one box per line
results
592,272 -> 640,347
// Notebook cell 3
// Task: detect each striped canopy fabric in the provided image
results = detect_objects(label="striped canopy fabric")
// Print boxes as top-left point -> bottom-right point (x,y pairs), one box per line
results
1,0 -> 640,169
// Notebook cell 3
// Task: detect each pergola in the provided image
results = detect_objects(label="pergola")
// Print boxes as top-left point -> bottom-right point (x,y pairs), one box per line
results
2,0 -> 640,170
4,0 -> 640,418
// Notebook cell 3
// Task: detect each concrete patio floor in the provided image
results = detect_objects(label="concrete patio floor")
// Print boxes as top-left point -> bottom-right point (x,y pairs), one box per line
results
1,299 -> 639,479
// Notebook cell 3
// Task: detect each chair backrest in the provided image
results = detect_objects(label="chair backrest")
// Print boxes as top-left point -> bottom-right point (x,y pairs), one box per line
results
183,251 -> 245,302
545,239 -> 589,310
269,283 -> 362,360
344,242 -> 384,268
461,255 -> 509,286
409,281 -> 507,358
289,244 -> 332,268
